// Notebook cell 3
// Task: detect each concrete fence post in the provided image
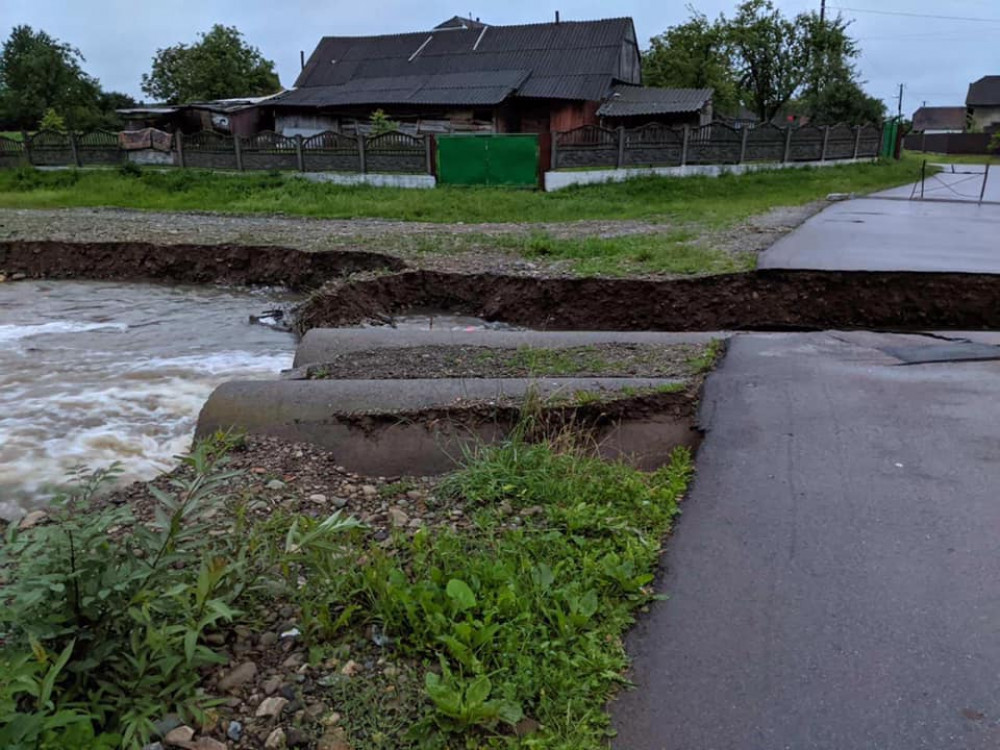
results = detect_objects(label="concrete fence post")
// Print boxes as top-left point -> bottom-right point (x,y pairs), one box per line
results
738,127 -> 749,164
22,131 -> 33,166
550,130 -> 559,170
681,125 -> 690,167
295,135 -> 305,172
175,130 -> 185,168
783,126 -> 793,163
424,135 -> 433,174
69,132 -> 81,167
820,126 -> 830,162
358,133 -> 367,173
853,125 -> 862,159
233,135 -> 244,171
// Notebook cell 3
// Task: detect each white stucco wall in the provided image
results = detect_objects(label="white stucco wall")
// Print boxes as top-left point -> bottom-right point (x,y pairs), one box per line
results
292,172 -> 436,189
970,106 -> 1000,132
544,158 -> 877,191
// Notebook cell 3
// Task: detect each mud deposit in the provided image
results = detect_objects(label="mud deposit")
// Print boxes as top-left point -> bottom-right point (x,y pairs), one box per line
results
298,269 -> 1000,332
0,240 -> 404,288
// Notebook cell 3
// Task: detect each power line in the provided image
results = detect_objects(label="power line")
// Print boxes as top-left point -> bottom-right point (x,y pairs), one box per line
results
829,6 -> 1000,23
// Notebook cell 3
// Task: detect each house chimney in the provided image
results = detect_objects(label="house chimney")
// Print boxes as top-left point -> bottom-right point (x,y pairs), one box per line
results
300,50 -> 305,69
555,10 -> 560,23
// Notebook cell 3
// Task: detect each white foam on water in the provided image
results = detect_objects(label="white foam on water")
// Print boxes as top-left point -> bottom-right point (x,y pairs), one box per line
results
0,280 -> 298,518
0,320 -> 129,343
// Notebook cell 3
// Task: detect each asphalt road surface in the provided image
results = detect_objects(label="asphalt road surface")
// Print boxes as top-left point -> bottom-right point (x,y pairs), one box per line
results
759,197 -> 1000,272
612,331 -> 1000,750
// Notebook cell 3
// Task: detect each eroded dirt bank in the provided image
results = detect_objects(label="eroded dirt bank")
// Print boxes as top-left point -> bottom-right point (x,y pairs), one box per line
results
298,268 -> 1000,332
0,240 -> 404,288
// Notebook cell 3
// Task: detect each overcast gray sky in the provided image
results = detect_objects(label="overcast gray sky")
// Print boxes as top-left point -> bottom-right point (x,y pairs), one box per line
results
4,0 -> 998,114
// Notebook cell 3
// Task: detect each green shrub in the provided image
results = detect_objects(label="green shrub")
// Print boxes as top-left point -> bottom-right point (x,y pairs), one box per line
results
0,443 -> 250,747
118,160 -> 142,178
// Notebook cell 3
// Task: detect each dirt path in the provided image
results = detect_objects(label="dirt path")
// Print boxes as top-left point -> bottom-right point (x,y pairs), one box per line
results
0,203 -> 825,276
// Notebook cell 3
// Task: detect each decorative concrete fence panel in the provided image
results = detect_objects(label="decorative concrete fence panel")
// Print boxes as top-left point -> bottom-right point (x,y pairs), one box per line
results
744,124 -> 787,162
554,121 -> 883,172
302,131 -> 364,173
622,124 -> 683,167
788,125 -> 825,162
553,125 -> 619,169
859,126 -> 882,158
365,131 -> 428,174
0,135 -> 25,169
825,124 -> 858,160
687,123 -> 742,165
182,131 -> 238,170
77,130 -> 124,165
26,130 -> 75,166
239,131 -> 299,171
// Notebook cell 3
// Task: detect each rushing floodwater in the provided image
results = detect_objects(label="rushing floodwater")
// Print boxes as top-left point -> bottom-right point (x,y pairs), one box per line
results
0,280 -> 298,518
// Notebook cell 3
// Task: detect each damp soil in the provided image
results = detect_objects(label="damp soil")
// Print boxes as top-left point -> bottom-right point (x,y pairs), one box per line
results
0,240 -> 404,288
297,268 -> 1000,333
299,342 -> 709,380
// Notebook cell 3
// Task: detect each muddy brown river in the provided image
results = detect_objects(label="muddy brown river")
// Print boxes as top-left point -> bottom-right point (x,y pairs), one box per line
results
0,280 -> 299,518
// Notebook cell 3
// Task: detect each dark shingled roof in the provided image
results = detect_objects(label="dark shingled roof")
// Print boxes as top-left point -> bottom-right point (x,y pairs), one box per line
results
275,18 -> 638,109
967,76 -> 1000,107
597,85 -> 712,117
911,106 -> 966,132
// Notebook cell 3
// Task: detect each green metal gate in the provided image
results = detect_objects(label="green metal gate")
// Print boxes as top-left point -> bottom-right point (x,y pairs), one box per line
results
881,119 -> 900,158
437,134 -> 538,187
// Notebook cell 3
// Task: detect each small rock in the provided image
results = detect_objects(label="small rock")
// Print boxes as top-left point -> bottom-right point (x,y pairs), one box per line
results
10,272 -> 26,281
361,484 -> 377,497
333,497 -> 349,509
193,739 -> 228,750
219,662 -> 257,693
259,632 -> 278,647
317,726 -> 351,750
522,505 -> 544,517
320,711 -> 342,727
405,489 -> 423,500
266,479 -> 285,490
142,744 -> 164,750
515,717 -> 542,737
227,720 -> 243,742
262,676 -> 283,695
388,507 -> 409,527
256,696 -> 289,718
18,510 -> 48,529
163,725 -> 195,745
205,633 -> 226,646
499,500 -> 513,515
407,517 -> 424,529
340,659 -> 362,677
281,652 -> 305,669
264,727 -> 286,749
285,727 -> 309,747
308,493 -> 327,503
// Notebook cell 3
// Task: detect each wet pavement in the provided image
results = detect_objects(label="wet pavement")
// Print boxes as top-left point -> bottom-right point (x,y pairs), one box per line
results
612,331 -> 1000,750
759,196 -> 1000,273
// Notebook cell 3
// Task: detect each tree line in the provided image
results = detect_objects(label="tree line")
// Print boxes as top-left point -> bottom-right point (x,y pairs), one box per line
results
643,0 -> 885,125
0,24 -> 280,132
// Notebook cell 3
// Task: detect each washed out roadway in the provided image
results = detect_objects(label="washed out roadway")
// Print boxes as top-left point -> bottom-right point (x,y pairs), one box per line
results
612,331 -> 1000,749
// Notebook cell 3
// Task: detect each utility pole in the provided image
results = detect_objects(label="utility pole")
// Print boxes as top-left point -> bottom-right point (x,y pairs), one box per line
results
897,83 -> 904,120
820,0 -> 826,23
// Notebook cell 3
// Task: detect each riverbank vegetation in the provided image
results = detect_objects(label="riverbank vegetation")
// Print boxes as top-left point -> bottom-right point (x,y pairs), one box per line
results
0,428 -> 692,749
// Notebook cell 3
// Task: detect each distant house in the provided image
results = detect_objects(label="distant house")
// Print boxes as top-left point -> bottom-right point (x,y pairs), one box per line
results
117,95 -> 278,135
966,76 -> 1000,132
911,106 -> 966,134
269,16 -> 712,136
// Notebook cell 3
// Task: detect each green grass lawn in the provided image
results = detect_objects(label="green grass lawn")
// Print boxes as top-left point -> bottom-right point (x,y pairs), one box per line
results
0,158 -> 922,225
0,131 -> 24,141
903,150 -> 997,165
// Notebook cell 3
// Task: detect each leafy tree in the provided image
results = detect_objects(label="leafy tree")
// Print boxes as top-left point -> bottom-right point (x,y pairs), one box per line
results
727,0 -> 810,123
799,12 -> 884,124
369,108 -> 400,135
39,108 -> 66,131
643,9 -> 739,114
0,26 -> 101,130
141,25 -> 281,104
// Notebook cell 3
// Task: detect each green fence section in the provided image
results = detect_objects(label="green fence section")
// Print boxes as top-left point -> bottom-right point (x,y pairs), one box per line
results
881,119 -> 900,158
437,134 -> 538,187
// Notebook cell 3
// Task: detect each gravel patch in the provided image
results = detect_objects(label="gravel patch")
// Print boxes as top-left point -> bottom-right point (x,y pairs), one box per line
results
0,203 -> 826,277
302,342 -> 707,380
